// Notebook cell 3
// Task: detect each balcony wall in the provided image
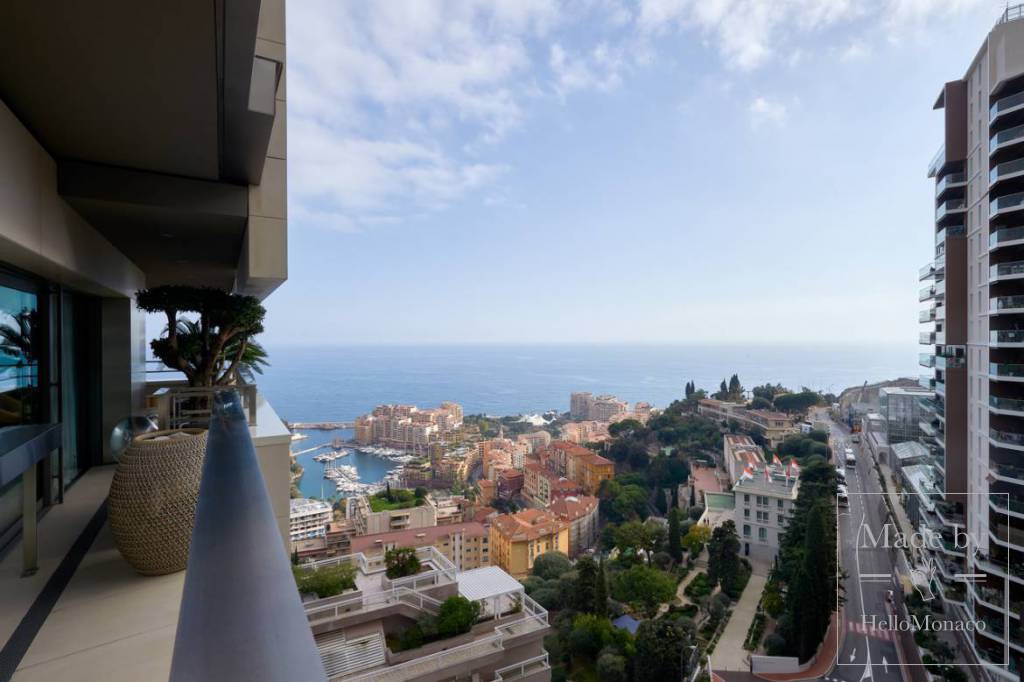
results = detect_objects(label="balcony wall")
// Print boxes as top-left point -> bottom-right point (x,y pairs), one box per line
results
0,390 -> 293,680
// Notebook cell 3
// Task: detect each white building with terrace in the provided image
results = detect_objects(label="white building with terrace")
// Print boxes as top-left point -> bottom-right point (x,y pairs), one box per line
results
298,546 -> 551,682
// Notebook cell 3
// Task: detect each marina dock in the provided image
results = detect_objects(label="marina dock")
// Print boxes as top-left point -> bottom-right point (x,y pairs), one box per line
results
287,421 -> 354,430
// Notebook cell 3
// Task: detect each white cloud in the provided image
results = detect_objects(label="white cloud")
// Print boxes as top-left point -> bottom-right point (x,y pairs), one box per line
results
839,40 -> 870,61
635,0 -> 987,70
749,96 -> 788,128
550,42 -> 626,95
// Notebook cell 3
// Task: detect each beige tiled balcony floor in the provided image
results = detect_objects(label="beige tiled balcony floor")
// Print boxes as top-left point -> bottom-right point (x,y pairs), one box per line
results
0,466 -> 185,682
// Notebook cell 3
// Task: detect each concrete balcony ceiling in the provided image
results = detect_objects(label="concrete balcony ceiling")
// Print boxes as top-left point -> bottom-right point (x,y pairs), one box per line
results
0,0 -> 280,294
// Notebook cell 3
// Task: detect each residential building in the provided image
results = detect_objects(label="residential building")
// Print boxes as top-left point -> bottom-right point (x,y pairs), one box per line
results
0,2 -> 299,679
523,461 -> 583,507
568,392 -> 628,421
497,468 -> 525,500
302,547 -> 551,680
490,509 -> 569,578
349,521 -> 490,571
698,399 -> 799,447
428,493 -> 468,526
353,401 -> 464,452
723,433 -> 766,484
732,465 -> 800,563
517,430 -> 552,453
921,9 -> 1024,675
548,495 -> 599,557
861,412 -> 890,464
289,498 -> 333,543
559,420 -> 610,444
478,478 -> 497,506
346,493 -> 437,535
534,441 -> 614,496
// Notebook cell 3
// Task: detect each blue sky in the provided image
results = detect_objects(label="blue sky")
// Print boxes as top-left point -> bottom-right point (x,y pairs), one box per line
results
265,0 -> 1004,346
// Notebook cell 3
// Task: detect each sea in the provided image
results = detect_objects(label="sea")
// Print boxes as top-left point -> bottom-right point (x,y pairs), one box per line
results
259,343 -> 918,500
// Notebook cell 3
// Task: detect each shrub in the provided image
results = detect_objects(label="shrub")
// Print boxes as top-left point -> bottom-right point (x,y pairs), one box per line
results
764,633 -> 787,656
596,653 -> 628,682
744,612 -> 767,651
293,563 -> 356,599
762,583 -> 784,618
531,552 -> 573,580
436,595 -> 481,638
688,506 -> 705,521
385,547 -> 421,579
684,572 -> 712,600
723,559 -> 752,600
568,614 -> 614,660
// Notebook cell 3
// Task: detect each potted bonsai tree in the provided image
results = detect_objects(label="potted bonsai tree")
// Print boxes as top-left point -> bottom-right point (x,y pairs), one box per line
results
136,285 -> 267,386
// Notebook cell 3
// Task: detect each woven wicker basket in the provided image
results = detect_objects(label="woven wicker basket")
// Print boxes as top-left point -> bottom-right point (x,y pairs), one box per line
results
108,428 -> 208,576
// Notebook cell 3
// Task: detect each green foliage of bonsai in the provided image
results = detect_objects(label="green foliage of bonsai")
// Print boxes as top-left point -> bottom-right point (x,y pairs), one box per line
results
136,285 -> 266,386
385,547 -> 421,579
293,563 -> 356,599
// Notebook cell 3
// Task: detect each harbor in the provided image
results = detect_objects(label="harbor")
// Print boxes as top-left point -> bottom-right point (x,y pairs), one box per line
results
288,427 -> 415,500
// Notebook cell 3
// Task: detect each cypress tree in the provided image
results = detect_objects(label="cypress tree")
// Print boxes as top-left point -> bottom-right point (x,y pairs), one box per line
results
668,507 -> 682,563
594,558 -> 608,617
574,556 -> 598,612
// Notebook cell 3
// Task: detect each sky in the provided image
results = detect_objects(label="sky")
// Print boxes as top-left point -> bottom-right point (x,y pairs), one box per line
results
263,0 -> 1008,347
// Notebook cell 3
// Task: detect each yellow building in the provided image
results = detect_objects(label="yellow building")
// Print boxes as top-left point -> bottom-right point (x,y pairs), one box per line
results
489,509 -> 569,578
576,451 -> 614,495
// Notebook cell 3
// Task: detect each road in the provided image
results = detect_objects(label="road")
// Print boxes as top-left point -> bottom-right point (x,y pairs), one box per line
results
815,409 -> 905,682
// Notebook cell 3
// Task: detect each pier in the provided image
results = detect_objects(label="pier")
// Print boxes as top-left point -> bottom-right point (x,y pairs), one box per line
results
288,421 -> 354,430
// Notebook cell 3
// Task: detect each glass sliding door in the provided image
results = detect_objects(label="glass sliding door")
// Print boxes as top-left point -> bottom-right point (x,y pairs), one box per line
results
0,276 -> 42,543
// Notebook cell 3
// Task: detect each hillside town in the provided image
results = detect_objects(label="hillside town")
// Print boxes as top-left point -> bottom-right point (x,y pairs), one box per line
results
285,381 -> 874,681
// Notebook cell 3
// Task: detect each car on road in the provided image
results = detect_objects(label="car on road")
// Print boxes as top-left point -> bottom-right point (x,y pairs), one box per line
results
836,466 -> 846,481
838,484 -> 849,507
850,433 -> 860,444
845,447 -> 856,466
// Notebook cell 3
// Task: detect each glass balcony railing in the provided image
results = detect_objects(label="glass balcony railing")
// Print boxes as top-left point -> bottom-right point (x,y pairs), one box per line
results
991,260 -> 1024,280
990,395 -> 1024,413
919,353 -> 935,367
935,380 -> 946,395
991,462 -> 1024,483
919,309 -> 935,322
936,355 -> 964,370
992,158 -> 1024,185
990,492 -> 1024,514
936,171 -> 967,195
919,286 -> 936,302
920,374 -> 935,389
991,122 -> 1024,152
919,263 -> 935,280
991,330 -> 1024,344
991,192 -> 1024,217
990,226 -> 1024,249
928,144 -> 945,177
920,331 -> 936,344
990,427 -> 1024,446
990,362 -> 1024,378
992,295 -> 1024,312
935,304 -> 946,320
991,90 -> 1024,121
938,198 -> 967,220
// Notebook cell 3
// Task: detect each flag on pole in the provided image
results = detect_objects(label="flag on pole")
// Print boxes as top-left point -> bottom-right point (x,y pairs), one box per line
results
740,466 -> 754,482
772,454 -> 783,467
764,466 -> 771,483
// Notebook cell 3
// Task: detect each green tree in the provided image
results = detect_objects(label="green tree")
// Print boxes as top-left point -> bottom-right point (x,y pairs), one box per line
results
567,613 -> 614,660
634,618 -> 684,682
597,652 -> 628,682
610,564 -> 676,614
668,507 -> 683,562
682,524 -> 711,555
728,373 -> 742,397
707,520 -> 741,592
385,547 -> 421,579
574,556 -> 598,612
594,559 -> 609,617
436,595 -> 481,638
786,500 -> 834,661
136,285 -> 266,387
531,552 -> 572,580
609,418 -> 644,437
614,520 -> 664,565
773,391 -> 823,414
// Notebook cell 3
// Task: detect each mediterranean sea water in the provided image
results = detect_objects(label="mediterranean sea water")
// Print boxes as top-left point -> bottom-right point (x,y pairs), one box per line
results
259,343 -> 918,500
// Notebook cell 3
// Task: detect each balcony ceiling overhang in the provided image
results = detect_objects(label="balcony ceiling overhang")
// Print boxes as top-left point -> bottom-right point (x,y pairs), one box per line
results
0,0 -> 277,292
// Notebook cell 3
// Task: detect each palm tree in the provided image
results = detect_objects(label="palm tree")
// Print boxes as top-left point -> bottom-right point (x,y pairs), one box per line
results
169,318 -> 269,385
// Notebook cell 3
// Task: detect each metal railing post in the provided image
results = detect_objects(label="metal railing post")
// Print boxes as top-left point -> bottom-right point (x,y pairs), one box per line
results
170,390 -> 327,681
